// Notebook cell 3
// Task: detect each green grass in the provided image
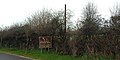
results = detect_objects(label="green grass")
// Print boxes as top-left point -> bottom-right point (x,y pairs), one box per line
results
0,48 -> 114,60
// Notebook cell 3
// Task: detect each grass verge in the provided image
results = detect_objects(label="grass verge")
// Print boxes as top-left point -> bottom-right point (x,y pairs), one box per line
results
0,48 -> 114,60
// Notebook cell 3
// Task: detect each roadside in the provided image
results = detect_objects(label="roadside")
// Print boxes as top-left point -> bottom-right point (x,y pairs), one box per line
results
0,52 -> 35,60
0,48 -> 39,60
0,52 -> 33,60
0,48 -> 114,60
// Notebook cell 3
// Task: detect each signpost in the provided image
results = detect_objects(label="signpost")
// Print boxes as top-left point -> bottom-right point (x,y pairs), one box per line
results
39,4 -> 66,53
39,36 -> 52,53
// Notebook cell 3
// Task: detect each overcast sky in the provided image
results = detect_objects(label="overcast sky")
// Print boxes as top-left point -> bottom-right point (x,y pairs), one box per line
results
0,0 -> 119,27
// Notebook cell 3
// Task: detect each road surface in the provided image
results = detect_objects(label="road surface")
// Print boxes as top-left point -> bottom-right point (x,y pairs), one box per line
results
0,53 -> 32,60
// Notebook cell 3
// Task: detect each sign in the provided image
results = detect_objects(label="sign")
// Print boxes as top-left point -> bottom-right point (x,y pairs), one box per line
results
39,36 -> 52,48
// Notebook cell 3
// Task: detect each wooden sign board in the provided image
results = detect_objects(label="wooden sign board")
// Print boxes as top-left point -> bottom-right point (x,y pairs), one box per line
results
39,36 -> 52,48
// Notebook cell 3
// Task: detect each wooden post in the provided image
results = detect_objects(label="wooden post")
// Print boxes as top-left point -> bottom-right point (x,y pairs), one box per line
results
48,48 -> 50,52
63,4 -> 67,53
65,4 -> 66,34
41,48 -> 43,53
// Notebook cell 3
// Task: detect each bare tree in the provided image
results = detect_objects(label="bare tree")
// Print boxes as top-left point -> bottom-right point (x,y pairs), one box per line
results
80,2 -> 101,36
110,4 -> 120,35
75,2 -> 102,54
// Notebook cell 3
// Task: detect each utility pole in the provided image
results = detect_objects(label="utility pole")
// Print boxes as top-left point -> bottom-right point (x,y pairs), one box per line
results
63,4 -> 67,53
65,4 -> 66,35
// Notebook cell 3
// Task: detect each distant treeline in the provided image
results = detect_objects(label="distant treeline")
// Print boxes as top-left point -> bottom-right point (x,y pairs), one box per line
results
0,2 -> 120,59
